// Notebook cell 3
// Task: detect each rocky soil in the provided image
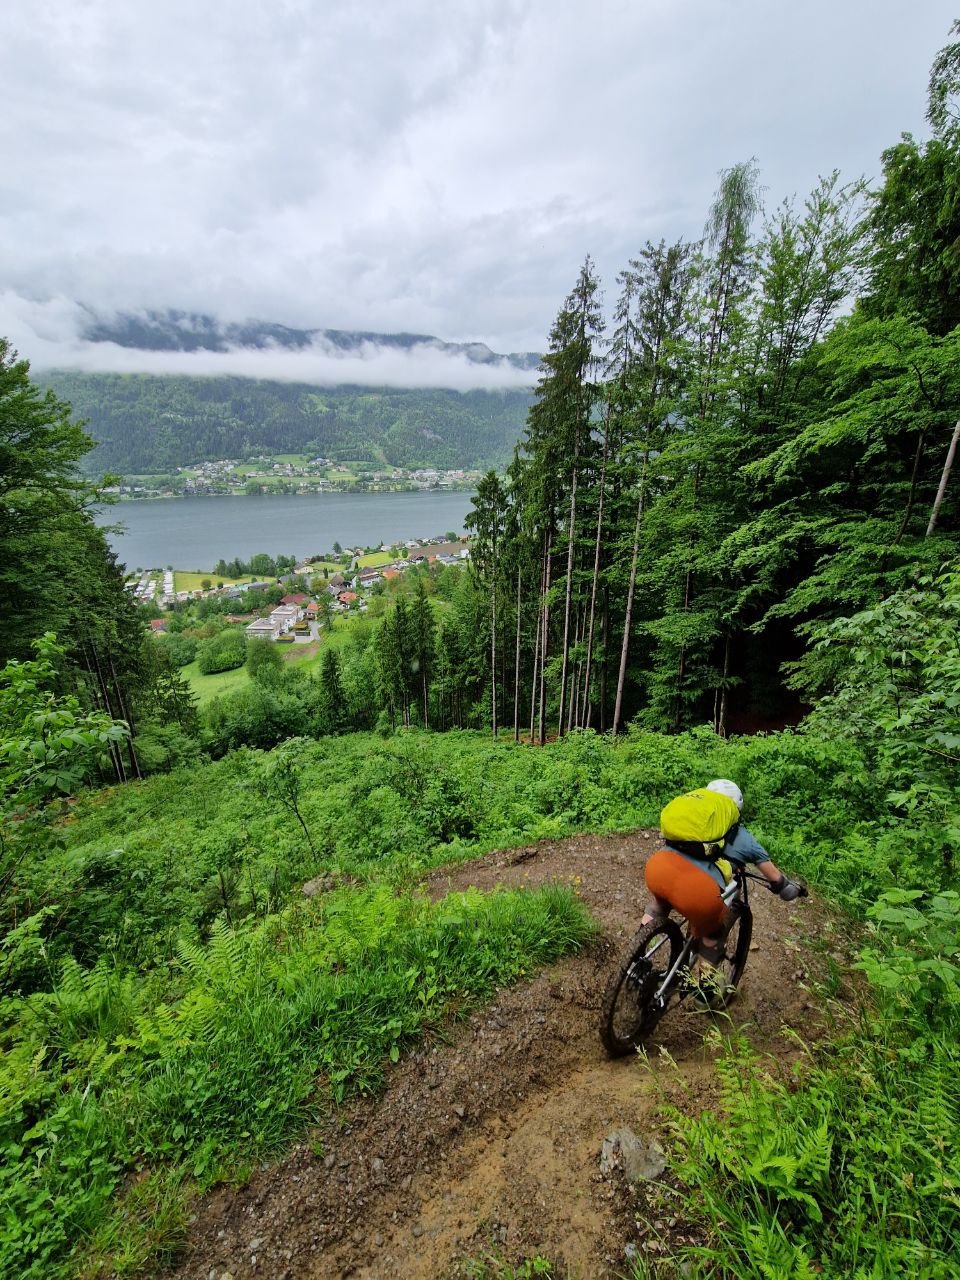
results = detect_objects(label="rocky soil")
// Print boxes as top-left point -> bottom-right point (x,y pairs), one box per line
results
177,830 -> 853,1280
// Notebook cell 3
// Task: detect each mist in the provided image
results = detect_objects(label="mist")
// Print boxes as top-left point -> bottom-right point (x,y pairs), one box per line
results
0,292 -> 540,393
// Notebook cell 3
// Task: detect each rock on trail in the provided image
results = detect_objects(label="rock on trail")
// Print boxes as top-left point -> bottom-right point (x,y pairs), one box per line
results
179,830 -> 848,1279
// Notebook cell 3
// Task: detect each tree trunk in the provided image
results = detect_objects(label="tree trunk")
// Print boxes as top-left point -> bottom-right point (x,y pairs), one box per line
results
599,587 -> 609,732
528,600 -> 541,744
107,650 -> 142,780
926,419 -> 960,538
581,429 -> 609,727
567,607 -> 583,733
715,633 -> 731,736
90,644 -> 127,783
529,539 -> 545,742
537,529 -> 553,745
613,485 -> 645,734
513,565 -> 522,742
893,428 -> 929,545
490,560 -> 498,739
557,456 -> 579,738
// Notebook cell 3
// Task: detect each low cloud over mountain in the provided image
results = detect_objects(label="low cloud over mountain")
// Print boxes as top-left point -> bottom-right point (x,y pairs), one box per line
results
1,293 -> 540,392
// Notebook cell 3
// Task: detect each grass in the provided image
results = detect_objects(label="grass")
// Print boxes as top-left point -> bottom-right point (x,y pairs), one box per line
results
356,550 -> 394,568
3,883 -> 593,1279
180,659 -> 251,704
172,571 -> 252,592
302,560 -> 343,575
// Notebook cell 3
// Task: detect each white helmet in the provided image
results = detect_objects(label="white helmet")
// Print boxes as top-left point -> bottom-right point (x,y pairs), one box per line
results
707,778 -> 743,811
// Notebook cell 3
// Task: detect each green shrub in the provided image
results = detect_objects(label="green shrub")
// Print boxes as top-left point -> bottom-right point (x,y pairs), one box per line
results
196,629 -> 247,674
647,891 -> 960,1280
0,885 -> 592,1277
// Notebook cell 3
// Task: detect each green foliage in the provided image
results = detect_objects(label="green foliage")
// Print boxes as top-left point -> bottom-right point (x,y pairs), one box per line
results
660,890 -> 960,1279
0,884 -> 591,1278
0,634 -> 128,809
154,631 -> 197,668
38,373 -> 532,476
0,341 -> 147,739
794,564 -> 960,881
245,636 -> 283,680
0,709 -> 956,1277
196,628 -> 246,675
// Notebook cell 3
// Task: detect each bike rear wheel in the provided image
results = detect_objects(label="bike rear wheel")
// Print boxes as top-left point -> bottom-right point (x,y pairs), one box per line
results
599,918 -> 684,1057
714,901 -> 753,1007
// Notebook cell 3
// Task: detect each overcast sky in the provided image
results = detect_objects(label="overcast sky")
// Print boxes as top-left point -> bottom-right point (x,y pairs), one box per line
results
2,1 -> 956,386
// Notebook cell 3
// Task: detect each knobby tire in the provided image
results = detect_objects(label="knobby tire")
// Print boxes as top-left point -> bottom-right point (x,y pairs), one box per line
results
715,903 -> 753,1006
599,918 -> 684,1057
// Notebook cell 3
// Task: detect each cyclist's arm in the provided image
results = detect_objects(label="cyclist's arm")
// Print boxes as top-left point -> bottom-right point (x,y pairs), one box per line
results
725,825 -> 770,865
755,859 -> 785,885
727,827 -> 801,897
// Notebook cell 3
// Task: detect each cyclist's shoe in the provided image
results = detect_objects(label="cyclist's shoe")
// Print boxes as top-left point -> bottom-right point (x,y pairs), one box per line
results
691,960 -> 735,1012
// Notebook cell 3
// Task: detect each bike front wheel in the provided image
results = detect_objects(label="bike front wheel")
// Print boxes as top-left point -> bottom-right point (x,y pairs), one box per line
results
599,918 -> 684,1057
714,902 -> 753,1006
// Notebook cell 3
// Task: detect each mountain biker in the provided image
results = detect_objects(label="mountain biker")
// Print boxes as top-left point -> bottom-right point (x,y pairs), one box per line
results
640,778 -> 803,1005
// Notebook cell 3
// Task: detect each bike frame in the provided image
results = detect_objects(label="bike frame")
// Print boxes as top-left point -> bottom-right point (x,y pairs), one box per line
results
643,863 -> 767,1011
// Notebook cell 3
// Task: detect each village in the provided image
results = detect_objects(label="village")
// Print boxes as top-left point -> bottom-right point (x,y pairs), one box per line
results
133,537 -> 472,638
108,455 -> 481,498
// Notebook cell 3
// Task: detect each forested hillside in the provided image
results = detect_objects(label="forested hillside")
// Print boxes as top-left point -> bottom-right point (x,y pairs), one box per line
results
465,89 -> 960,738
38,373 -> 532,475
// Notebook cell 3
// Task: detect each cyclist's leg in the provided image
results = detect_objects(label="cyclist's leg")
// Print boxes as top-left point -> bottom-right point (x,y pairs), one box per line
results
646,849 -> 725,936
640,894 -> 671,926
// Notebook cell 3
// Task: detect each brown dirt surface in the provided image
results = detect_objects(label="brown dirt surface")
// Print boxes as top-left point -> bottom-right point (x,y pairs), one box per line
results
178,830 -> 855,1280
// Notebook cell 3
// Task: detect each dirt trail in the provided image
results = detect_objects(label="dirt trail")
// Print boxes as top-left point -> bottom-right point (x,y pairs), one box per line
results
180,831 -> 851,1280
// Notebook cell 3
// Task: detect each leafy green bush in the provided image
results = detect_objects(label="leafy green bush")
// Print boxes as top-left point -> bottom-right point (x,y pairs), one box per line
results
657,891 -> 960,1280
0,885 -> 591,1278
196,628 -> 247,674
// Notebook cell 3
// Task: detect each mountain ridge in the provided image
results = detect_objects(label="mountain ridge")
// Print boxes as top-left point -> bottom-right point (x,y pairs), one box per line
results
79,306 -> 542,371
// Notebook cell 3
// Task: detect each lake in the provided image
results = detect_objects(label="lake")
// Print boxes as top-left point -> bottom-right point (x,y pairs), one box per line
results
95,490 -> 477,572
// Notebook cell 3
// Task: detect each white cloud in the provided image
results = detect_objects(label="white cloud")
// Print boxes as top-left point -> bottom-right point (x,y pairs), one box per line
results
1,1 -> 956,355
0,292 -> 538,391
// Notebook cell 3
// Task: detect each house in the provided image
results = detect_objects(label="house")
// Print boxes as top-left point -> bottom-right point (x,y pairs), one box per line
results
246,617 -> 281,641
281,593 -> 308,607
358,569 -> 381,588
305,600 -> 320,619
382,568 -> 401,582
269,604 -> 301,632
149,618 -> 168,633
337,590 -> 359,608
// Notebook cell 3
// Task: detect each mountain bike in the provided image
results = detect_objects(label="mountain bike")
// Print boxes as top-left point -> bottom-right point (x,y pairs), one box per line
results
599,862 -> 807,1056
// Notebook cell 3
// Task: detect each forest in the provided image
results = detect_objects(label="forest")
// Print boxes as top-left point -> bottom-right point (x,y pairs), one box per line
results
462,137 -> 959,742
0,21 -> 958,1280
36,373 -> 532,475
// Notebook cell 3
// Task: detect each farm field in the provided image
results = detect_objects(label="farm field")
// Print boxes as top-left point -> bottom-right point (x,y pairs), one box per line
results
302,560 -> 343,575
173,571 -> 253,591
180,659 -> 252,704
356,550 -> 394,568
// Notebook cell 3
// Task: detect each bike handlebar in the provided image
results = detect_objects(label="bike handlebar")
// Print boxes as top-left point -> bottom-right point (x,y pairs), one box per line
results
740,868 -> 809,897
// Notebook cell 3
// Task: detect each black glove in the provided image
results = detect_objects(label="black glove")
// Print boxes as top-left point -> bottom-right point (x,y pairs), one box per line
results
769,873 -> 804,901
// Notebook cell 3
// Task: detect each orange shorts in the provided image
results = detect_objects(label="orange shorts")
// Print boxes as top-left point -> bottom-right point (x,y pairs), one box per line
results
645,847 -> 725,939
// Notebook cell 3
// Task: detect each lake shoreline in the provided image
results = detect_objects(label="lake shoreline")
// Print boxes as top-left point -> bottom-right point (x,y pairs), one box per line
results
95,489 -> 478,572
